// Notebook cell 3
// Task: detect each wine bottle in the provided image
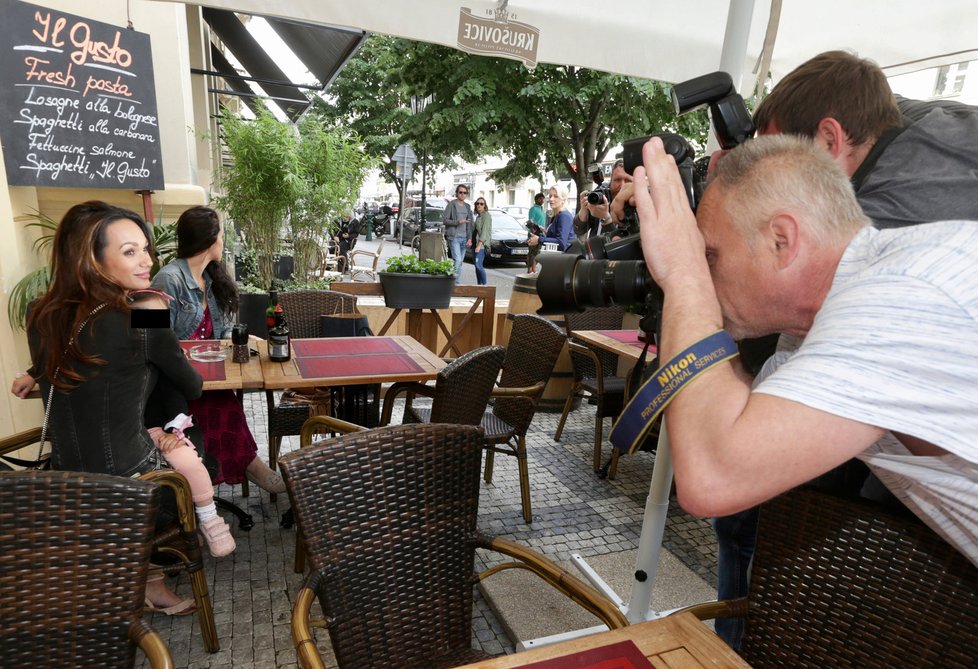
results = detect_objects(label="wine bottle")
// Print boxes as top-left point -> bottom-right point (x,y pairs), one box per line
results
268,304 -> 292,362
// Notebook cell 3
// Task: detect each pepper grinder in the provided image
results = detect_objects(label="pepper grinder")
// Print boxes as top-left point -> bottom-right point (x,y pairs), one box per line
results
231,323 -> 250,363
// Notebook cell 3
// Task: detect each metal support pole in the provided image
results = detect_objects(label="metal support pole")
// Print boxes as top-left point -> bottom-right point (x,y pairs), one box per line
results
420,150 -> 427,232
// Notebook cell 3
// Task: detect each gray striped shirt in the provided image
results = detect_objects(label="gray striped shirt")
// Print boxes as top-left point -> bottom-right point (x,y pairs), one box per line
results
755,221 -> 978,566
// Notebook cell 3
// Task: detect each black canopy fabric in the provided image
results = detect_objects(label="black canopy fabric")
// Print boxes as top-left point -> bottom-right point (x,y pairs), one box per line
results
201,8 -> 366,121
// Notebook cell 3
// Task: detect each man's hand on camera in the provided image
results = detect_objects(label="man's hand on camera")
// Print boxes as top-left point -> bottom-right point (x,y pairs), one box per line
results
634,137 -> 708,290
611,182 -> 635,222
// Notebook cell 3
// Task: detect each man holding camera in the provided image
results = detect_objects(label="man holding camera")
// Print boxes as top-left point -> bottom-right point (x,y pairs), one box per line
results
575,159 -> 635,239
633,131 -> 978,613
701,50 -> 978,648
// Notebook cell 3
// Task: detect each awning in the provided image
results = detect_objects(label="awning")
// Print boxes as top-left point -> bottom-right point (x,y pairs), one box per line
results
175,0 -> 978,95
199,7 -> 366,121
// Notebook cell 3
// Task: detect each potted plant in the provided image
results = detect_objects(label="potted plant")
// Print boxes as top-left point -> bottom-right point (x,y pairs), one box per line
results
378,254 -> 455,309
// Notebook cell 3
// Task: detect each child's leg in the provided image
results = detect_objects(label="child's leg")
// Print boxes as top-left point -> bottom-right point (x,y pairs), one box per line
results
147,427 -> 213,505
148,426 -> 235,557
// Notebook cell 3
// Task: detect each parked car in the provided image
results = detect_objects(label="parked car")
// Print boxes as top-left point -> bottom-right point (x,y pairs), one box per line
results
395,206 -> 445,239
465,209 -> 530,264
498,205 -> 531,221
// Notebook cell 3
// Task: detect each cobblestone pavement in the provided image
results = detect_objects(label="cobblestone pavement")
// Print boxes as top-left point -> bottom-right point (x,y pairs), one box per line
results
137,393 -> 717,668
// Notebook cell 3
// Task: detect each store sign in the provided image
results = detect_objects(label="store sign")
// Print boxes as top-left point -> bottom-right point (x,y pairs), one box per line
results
457,3 -> 539,69
0,0 -> 164,189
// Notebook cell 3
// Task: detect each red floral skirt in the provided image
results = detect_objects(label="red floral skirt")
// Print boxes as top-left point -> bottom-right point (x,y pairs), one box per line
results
187,390 -> 257,485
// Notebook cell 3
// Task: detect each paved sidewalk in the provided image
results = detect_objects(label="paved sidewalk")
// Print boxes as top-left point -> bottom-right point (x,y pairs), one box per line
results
137,393 -> 719,668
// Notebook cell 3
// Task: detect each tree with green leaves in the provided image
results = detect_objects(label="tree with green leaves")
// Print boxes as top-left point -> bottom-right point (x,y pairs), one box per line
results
214,109 -> 301,289
291,112 -> 374,277
315,35 -> 709,198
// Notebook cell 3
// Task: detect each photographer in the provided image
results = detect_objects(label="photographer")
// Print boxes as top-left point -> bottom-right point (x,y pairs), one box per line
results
699,50 -> 978,649
632,130 -> 978,620
575,159 -> 635,240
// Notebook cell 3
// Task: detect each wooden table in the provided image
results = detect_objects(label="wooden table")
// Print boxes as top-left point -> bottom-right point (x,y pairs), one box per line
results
258,335 -> 446,389
573,329 -> 654,362
181,340 -> 264,391
455,612 -> 751,668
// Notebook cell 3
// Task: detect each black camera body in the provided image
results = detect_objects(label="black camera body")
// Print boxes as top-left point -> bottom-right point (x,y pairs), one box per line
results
537,71 -> 754,316
586,185 -> 612,206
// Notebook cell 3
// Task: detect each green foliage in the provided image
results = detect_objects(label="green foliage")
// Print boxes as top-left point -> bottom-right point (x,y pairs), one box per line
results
383,254 -> 455,276
212,109 -> 303,289
290,113 -> 374,277
316,35 -> 710,197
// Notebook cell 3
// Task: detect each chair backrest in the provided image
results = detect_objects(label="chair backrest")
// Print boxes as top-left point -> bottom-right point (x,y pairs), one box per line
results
494,314 -> 566,432
429,345 -> 506,425
278,290 -> 358,339
742,487 -> 978,668
565,305 -> 625,378
0,470 -> 162,668
280,423 -> 485,668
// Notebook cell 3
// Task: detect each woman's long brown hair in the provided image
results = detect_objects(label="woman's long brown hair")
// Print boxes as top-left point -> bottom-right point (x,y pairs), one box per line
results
27,201 -> 155,390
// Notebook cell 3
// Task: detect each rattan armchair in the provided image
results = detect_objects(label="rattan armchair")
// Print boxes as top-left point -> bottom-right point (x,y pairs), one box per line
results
265,290 -> 363,500
280,423 -> 628,669
348,237 -> 384,281
481,314 -> 566,523
0,469 -> 173,668
0,428 -> 220,654
555,306 -> 628,479
676,487 -> 978,668
381,344 -> 506,428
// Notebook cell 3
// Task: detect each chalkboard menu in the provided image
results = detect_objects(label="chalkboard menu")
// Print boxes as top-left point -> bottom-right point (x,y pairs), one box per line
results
0,0 -> 164,189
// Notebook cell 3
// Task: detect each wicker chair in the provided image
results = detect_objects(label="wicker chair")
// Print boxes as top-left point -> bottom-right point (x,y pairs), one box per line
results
555,306 -> 627,479
482,314 -> 566,523
679,487 -> 978,668
348,237 -> 384,281
0,469 -> 173,668
381,345 -> 506,428
265,290 -> 363,499
281,423 -> 629,669
0,428 -> 220,654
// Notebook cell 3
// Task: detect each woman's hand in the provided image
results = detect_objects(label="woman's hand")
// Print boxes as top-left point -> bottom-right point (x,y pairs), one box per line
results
527,234 -> 539,247
10,372 -> 36,398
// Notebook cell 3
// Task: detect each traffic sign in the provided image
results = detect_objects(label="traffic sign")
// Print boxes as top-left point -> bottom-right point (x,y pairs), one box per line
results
392,144 -> 418,167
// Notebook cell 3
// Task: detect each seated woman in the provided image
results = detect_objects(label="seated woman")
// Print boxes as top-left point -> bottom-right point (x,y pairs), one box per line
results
527,184 -> 576,252
23,201 -> 206,615
151,206 -> 284,494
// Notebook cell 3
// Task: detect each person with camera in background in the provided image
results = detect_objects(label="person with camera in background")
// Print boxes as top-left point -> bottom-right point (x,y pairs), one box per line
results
633,132 -> 978,629
699,50 -> 978,649
575,159 -> 635,241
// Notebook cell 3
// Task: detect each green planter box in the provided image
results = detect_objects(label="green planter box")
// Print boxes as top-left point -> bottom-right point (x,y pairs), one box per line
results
378,272 -> 455,309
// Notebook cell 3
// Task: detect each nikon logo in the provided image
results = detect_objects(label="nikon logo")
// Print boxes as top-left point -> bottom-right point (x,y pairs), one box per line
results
457,6 -> 539,68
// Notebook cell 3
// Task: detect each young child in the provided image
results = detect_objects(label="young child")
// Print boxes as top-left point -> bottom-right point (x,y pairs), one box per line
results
129,289 -> 236,557
526,220 -> 544,274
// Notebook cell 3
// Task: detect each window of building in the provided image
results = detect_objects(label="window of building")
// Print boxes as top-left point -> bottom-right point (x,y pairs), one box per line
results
934,62 -> 969,97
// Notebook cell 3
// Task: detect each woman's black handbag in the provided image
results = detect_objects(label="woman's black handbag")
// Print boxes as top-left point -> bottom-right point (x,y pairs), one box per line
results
318,312 -> 379,427
319,313 -> 373,338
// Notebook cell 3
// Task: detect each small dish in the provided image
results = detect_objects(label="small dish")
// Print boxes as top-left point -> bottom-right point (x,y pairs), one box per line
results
189,342 -> 227,363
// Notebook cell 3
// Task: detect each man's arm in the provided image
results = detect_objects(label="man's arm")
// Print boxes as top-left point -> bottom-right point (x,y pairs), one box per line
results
634,138 -> 883,516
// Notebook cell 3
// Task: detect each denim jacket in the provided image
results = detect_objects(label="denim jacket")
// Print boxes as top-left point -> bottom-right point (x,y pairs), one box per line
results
29,309 -> 202,477
151,258 -> 234,339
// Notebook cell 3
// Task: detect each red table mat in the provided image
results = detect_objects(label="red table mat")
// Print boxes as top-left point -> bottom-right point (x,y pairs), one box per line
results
600,330 -> 644,344
296,353 -> 423,379
292,337 -> 401,357
179,342 -> 227,382
511,639 -> 655,669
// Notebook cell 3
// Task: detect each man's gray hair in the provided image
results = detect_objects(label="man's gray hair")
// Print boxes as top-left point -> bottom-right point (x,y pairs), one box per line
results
711,135 -> 870,246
